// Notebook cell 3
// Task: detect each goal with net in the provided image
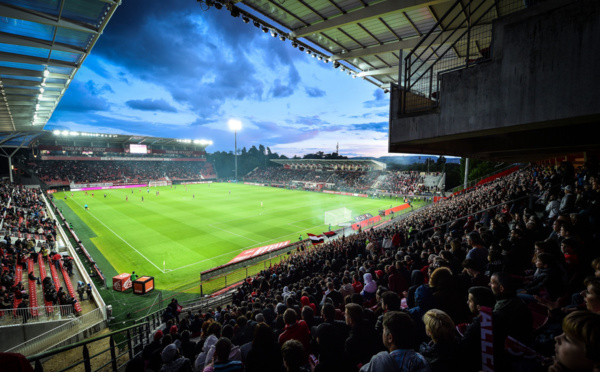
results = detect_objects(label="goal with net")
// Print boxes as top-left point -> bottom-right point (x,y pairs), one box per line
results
148,180 -> 172,187
324,208 -> 352,225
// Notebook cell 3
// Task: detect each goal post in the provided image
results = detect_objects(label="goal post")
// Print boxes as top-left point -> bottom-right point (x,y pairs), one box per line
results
148,180 -> 172,187
324,208 -> 352,225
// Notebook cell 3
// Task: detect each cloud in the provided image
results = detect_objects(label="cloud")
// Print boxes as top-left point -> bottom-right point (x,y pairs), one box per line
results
126,99 -> 177,113
91,0 -> 304,118
305,86 -> 326,97
56,80 -> 112,112
351,122 -> 388,133
363,88 -> 388,108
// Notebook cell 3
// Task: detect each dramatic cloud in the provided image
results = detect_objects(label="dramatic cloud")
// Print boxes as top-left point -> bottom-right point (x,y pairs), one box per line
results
56,80 -> 113,112
46,0 -> 400,158
126,99 -> 177,113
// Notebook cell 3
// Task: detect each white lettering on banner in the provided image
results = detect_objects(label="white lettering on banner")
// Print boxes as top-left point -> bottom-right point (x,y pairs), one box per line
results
228,241 -> 291,264
480,306 -> 494,371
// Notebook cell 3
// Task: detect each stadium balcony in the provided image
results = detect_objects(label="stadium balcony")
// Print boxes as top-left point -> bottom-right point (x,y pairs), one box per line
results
390,0 -> 600,162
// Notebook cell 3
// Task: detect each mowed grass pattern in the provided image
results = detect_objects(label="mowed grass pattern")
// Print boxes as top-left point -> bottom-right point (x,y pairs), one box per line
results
56,183 -> 397,289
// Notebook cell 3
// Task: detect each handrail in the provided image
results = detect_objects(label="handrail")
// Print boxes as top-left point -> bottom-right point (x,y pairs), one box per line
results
7,307 -> 105,356
27,321 -> 151,372
447,163 -> 517,194
0,304 -> 78,327
400,0 -> 525,114
418,193 -> 532,237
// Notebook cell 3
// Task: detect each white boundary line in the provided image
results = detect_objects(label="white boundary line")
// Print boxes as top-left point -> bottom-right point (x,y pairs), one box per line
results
69,197 -> 165,273
66,190 -> 331,274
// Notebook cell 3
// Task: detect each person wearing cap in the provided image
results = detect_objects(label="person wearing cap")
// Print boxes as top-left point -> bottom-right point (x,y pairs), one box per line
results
559,184 -> 576,214
160,343 -> 193,372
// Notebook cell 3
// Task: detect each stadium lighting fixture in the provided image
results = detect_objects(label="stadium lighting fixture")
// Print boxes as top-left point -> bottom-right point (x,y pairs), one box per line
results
53,130 -> 60,135
43,69 -> 49,77
242,16 -> 250,24
228,119 -> 242,181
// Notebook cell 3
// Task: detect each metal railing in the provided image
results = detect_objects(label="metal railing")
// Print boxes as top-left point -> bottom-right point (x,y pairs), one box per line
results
7,306 -> 106,357
0,304 -> 78,326
447,163 -> 518,195
401,0 -> 525,114
27,321 -> 150,372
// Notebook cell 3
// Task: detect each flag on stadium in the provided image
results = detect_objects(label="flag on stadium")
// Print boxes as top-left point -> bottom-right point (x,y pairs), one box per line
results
307,233 -> 324,245
323,231 -> 337,238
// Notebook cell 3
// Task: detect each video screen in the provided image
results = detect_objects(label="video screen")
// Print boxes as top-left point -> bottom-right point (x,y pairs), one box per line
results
129,144 -> 148,154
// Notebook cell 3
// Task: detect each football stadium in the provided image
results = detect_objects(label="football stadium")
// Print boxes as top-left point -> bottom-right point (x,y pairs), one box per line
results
1,0 -> 600,371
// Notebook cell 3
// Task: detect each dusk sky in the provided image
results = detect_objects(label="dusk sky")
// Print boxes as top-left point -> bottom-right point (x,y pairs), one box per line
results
45,0 -> 394,159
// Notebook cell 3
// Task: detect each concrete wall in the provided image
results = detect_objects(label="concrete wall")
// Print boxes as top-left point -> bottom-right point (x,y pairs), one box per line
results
390,0 -> 600,156
0,320 -> 69,352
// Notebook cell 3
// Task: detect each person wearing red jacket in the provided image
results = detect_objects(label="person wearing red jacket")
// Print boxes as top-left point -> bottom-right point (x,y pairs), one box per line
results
278,308 -> 310,362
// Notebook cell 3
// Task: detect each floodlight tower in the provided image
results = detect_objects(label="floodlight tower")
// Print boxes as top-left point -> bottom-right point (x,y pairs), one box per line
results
228,119 -> 242,181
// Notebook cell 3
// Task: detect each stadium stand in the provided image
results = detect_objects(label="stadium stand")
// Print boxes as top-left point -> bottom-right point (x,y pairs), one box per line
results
245,166 -> 438,194
22,162 -> 596,371
34,159 -> 216,186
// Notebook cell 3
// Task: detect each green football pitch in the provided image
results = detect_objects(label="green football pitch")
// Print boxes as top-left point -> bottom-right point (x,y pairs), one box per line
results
54,183 -> 403,290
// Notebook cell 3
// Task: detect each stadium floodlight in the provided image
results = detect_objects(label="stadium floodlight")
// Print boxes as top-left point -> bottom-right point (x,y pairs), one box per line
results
228,119 -> 242,181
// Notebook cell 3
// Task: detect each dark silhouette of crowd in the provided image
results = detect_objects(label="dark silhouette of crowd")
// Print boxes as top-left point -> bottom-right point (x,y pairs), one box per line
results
132,162 -> 600,372
35,160 -> 216,185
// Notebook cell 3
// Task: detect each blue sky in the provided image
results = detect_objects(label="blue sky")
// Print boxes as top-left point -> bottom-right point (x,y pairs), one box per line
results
45,0 -> 392,158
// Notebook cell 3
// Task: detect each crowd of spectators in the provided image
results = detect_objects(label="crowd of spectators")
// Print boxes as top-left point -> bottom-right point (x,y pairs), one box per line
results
245,167 -> 384,191
0,182 -> 79,319
378,171 -> 427,195
245,167 -> 444,194
34,160 -> 215,185
133,162 -> 600,372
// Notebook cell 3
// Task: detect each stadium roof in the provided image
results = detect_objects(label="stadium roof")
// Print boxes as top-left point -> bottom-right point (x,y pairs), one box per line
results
0,130 -> 212,150
0,0 -> 120,132
229,0 -> 518,92
271,158 -> 386,170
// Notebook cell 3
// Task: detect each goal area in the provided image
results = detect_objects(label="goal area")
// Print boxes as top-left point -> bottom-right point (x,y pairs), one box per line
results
324,208 -> 352,225
148,180 -> 172,187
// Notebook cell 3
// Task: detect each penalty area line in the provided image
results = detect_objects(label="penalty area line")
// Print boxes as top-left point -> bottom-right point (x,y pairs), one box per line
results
69,198 -> 164,274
